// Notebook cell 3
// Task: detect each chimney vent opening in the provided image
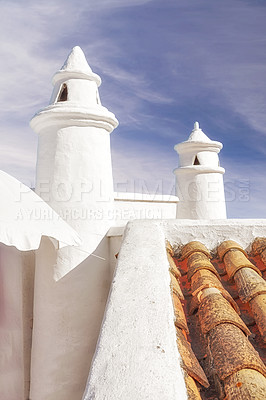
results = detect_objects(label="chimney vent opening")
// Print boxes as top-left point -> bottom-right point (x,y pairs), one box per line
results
193,155 -> 200,165
57,84 -> 68,102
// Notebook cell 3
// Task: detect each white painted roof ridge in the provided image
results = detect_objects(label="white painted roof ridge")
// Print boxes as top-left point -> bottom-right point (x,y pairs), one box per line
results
53,46 -> 101,86
187,121 -> 212,143
83,220 -> 187,399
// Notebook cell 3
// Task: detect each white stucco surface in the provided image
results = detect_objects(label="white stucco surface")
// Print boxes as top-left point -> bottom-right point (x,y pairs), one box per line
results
83,220 -> 187,400
175,170 -> 226,219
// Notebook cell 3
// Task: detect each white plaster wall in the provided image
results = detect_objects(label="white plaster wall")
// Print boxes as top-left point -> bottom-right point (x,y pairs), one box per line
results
161,219 -> 266,254
30,236 -> 111,400
175,171 -> 226,219
0,244 -> 34,400
113,193 -> 178,226
83,221 -> 187,400
22,250 -> 35,399
109,234 -> 123,280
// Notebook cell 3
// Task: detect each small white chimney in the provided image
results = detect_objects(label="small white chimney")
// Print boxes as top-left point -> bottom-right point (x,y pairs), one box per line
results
174,122 -> 227,219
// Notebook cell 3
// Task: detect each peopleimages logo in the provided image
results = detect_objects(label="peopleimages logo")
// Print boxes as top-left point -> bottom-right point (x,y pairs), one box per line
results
15,178 -> 250,204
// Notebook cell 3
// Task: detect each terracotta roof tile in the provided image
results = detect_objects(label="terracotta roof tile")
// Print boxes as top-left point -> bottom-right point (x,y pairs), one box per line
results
217,241 -> 266,343
188,295 -> 202,316
176,327 -> 209,388
252,238 -> 266,266
261,251 -> 266,265
173,293 -> 189,333
208,323 -> 266,380
172,239 -> 266,399
166,240 -> 174,256
217,240 -> 248,261
166,242 -> 211,396
249,294 -> 266,342
191,269 -> 240,314
183,372 -> 202,400
180,241 -> 211,261
252,237 -> 266,256
187,252 -> 220,281
170,272 -> 185,301
191,269 -> 223,294
223,249 -> 262,279
223,368 -> 266,400
188,289 -> 240,317
234,267 -> 266,302
167,252 -> 182,279
167,244 -> 183,306
198,293 -> 250,336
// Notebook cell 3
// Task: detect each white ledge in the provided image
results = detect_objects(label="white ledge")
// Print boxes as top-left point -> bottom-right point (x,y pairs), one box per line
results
174,165 -> 225,175
53,70 -> 101,86
30,104 -> 118,133
174,140 -> 222,154
114,192 -> 179,203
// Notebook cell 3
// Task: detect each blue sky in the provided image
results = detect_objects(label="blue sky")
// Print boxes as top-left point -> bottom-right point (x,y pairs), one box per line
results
0,0 -> 265,218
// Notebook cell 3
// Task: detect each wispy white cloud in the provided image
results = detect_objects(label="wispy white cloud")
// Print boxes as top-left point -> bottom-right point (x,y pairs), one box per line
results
162,0 -> 266,138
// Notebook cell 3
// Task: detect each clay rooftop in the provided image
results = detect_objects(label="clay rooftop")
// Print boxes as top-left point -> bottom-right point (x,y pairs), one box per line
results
167,237 -> 266,399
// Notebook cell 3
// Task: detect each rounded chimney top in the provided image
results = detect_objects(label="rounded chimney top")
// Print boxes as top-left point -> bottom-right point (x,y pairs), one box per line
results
52,46 -> 101,86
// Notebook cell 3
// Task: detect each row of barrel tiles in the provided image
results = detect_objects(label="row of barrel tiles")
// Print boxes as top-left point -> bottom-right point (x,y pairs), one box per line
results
166,237 -> 266,400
